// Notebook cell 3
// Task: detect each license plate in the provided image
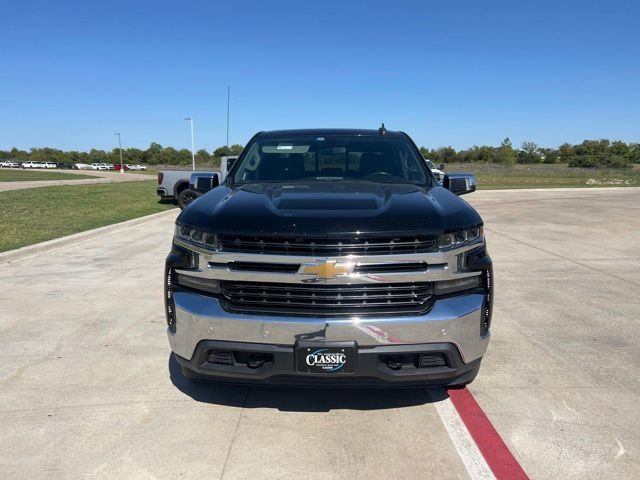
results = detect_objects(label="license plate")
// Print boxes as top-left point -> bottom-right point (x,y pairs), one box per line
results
295,343 -> 356,374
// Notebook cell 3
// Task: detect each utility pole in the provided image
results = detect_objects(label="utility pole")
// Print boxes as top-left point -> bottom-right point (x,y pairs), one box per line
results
226,86 -> 230,147
115,133 -> 123,174
184,117 -> 195,171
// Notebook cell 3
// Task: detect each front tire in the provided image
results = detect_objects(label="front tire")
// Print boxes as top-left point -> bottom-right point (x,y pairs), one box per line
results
178,188 -> 200,209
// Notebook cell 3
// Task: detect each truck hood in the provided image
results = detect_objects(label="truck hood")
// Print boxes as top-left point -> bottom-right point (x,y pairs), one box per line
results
177,181 -> 482,237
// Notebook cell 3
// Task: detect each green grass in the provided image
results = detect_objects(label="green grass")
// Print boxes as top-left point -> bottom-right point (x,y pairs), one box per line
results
0,181 -> 176,252
0,169 -> 97,182
443,163 -> 640,189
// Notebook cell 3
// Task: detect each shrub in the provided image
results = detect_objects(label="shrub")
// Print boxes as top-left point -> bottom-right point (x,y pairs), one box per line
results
568,155 -> 632,169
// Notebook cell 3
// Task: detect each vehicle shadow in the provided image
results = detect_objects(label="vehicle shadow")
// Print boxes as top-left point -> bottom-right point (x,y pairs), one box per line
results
168,354 -> 447,412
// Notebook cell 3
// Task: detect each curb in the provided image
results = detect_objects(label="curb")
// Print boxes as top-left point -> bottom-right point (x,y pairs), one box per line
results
0,209 -> 179,265
477,186 -> 639,193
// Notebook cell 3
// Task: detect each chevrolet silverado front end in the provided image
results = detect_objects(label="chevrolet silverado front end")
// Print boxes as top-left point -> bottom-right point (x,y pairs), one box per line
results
165,128 -> 492,387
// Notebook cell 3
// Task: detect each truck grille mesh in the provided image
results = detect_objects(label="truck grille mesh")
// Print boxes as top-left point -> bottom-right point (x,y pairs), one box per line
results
220,281 -> 434,317
218,235 -> 437,256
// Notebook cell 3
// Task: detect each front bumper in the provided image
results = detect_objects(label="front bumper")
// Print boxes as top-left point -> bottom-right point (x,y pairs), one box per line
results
174,340 -> 482,387
167,291 -> 488,385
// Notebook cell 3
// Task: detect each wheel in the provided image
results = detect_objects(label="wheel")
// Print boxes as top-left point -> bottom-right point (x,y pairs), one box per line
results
178,188 -> 201,209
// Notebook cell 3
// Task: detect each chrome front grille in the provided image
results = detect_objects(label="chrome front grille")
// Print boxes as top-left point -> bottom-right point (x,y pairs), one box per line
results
218,235 -> 438,256
220,281 -> 434,317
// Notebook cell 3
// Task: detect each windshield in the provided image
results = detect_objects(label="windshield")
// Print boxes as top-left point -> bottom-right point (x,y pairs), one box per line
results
232,135 -> 430,186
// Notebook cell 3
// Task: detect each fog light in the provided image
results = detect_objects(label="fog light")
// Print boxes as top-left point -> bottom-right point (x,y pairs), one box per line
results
435,275 -> 482,295
177,274 -> 221,294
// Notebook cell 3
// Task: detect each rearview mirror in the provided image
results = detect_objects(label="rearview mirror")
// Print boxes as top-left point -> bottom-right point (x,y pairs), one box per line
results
443,173 -> 476,196
189,172 -> 219,193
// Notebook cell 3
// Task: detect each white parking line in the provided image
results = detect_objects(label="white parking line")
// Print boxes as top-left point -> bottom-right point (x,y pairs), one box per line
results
430,391 -> 496,480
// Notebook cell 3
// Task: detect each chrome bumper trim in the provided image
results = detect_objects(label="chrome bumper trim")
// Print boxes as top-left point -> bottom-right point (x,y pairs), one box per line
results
167,291 -> 489,364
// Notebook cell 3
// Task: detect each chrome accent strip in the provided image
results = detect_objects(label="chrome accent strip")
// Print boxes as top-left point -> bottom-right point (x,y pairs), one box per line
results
167,291 -> 489,363
173,238 -> 484,285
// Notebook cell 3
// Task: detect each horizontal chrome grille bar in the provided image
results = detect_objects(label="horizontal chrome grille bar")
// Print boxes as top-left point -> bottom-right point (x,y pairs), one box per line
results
220,281 -> 433,316
218,234 -> 438,256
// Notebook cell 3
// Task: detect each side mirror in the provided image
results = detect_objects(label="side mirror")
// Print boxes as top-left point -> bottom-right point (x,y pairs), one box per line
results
189,172 -> 219,193
443,173 -> 477,196
439,163 -> 445,171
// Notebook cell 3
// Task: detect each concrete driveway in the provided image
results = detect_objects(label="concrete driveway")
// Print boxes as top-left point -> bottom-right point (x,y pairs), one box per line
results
0,168 -> 152,192
0,188 -> 638,479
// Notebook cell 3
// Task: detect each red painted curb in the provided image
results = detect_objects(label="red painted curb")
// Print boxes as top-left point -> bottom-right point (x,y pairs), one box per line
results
448,388 -> 529,480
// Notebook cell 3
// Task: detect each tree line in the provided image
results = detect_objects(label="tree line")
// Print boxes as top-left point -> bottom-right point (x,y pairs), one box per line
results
420,138 -> 639,168
1,138 -> 638,169
0,144 -> 244,166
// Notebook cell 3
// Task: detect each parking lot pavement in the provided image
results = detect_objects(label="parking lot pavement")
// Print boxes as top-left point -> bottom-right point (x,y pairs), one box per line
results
0,168 -> 152,192
1,188 -> 639,479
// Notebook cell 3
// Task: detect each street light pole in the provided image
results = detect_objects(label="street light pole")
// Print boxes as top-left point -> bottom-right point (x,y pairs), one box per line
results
185,117 -> 195,171
115,133 -> 123,174
226,86 -> 230,147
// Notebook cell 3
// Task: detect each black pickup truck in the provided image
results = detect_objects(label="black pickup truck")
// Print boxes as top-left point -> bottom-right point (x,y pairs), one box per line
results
165,127 -> 492,387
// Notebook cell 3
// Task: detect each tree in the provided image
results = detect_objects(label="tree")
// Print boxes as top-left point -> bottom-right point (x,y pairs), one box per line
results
125,148 -> 146,165
436,146 -> 458,163
558,143 -> 574,163
518,141 -> 541,164
196,149 -> 211,164
229,144 -> 244,155
628,143 -> 640,164
541,148 -> 560,164
610,140 -> 629,157
213,145 -> 233,157
146,143 -> 164,165
496,138 -> 517,165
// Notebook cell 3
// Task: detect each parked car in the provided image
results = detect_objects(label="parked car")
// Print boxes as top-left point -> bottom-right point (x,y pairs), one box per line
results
166,127 -> 489,387
0,160 -> 19,168
57,163 -> 79,170
42,162 -> 58,169
90,163 -> 108,170
127,164 -> 147,171
22,161 -> 44,169
75,163 -> 91,170
114,164 -> 130,171
156,156 -> 237,209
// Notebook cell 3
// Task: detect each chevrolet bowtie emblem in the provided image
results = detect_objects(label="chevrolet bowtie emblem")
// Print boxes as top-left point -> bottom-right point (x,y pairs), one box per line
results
299,260 -> 355,280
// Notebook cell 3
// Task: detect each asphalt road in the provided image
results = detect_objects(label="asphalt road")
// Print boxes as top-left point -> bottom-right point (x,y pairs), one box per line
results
0,168 -> 152,192
0,188 -> 638,479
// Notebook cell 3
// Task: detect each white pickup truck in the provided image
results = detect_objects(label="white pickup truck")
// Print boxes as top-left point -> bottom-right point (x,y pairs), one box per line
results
156,156 -> 237,209
424,158 -> 445,184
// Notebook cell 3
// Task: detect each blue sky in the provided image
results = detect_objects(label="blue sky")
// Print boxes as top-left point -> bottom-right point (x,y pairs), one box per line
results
1,0 -> 638,152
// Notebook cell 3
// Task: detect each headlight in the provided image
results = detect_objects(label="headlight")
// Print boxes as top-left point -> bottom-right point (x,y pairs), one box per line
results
437,226 -> 483,249
174,224 -> 219,249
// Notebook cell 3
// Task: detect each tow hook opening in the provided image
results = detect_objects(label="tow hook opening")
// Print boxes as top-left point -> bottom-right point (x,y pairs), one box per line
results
206,349 -> 274,369
380,353 -> 448,370
246,353 -> 270,369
